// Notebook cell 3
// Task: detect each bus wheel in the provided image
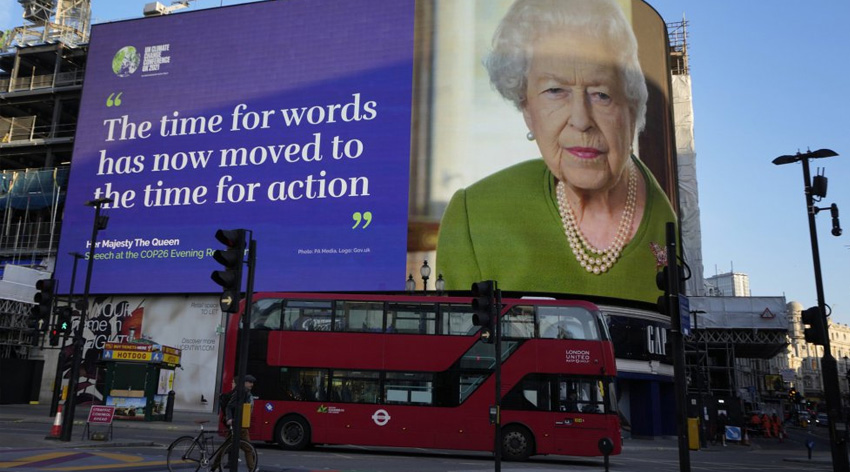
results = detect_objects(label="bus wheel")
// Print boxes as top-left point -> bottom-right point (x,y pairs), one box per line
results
501,425 -> 534,461
275,415 -> 311,450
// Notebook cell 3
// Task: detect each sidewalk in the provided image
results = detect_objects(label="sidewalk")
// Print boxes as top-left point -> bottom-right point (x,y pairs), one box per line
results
0,402 -> 218,448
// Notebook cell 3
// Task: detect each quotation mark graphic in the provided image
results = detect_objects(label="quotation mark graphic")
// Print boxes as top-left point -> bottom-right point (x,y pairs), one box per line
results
106,92 -> 124,107
352,211 -> 372,229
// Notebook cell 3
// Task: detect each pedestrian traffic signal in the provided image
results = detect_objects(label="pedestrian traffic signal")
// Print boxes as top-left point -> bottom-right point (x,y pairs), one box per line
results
49,326 -> 60,346
211,229 -> 246,313
32,278 -> 56,330
56,307 -> 73,340
801,306 -> 827,345
471,280 -> 497,343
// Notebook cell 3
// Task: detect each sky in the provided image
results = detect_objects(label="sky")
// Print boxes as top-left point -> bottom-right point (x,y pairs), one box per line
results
2,0 -> 848,323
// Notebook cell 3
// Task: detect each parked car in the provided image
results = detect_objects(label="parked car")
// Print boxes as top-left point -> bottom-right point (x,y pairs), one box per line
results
816,413 -> 829,427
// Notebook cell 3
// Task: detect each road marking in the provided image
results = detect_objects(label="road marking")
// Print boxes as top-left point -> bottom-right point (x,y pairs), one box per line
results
91,452 -> 145,462
0,451 -> 74,468
45,459 -> 174,471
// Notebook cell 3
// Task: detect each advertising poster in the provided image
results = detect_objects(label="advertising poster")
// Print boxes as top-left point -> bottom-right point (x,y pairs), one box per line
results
56,0 -> 416,294
62,295 -> 220,411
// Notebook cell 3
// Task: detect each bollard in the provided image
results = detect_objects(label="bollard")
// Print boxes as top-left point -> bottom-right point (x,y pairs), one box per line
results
806,438 -> 815,459
165,390 -> 175,422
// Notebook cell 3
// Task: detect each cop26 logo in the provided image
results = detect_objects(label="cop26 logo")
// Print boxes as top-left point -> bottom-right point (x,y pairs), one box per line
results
112,46 -> 140,77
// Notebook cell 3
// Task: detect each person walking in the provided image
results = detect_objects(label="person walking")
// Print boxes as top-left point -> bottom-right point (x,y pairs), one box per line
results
771,413 -> 783,441
717,412 -> 728,446
212,375 -> 257,472
762,413 -> 772,438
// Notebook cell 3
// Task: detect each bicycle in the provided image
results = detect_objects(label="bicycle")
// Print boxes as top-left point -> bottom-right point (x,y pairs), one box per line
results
166,419 -> 258,472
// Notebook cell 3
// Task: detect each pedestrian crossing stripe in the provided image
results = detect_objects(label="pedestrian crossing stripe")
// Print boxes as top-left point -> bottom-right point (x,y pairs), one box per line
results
0,451 -> 146,470
0,451 -> 69,468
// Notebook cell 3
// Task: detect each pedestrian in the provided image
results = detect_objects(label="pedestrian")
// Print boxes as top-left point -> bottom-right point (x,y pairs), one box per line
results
749,412 -> 761,436
217,379 -> 237,465
211,374 -> 257,472
218,379 -> 236,430
717,412 -> 728,446
771,413 -> 781,439
762,413 -> 772,438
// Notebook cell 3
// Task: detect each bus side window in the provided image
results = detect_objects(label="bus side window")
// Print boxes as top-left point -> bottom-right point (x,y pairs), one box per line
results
251,299 -> 282,330
440,304 -> 474,336
557,378 -> 604,414
502,307 -> 534,339
539,307 -> 599,340
338,301 -> 383,332
503,374 -> 551,411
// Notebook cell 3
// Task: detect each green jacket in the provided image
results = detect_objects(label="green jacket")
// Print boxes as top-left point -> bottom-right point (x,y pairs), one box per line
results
435,158 -> 676,304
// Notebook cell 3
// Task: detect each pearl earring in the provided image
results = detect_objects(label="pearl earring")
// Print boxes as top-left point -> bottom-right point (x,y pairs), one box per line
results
526,131 -> 535,141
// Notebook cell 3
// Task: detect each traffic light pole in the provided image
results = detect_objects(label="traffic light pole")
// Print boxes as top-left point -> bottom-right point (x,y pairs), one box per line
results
229,236 -> 256,472
61,198 -> 111,442
50,253 -> 83,418
799,157 -> 850,472
663,222 -> 690,472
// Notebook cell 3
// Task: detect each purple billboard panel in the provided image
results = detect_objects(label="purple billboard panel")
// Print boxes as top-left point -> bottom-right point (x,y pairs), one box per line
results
56,0 -> 415,294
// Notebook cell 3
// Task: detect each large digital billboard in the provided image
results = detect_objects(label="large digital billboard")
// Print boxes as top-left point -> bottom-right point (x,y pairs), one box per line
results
429,0 -> 678,305
56,0 -> 415,294
57,0 -> 676,304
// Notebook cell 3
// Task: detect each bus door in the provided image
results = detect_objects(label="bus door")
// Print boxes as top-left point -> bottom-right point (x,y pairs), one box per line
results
552,377 -> 611,454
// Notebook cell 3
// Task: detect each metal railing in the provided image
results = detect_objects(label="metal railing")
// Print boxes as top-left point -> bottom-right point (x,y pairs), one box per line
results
0,69 -> 85,93
0,220 -> 62,258
0,116 -> 76,142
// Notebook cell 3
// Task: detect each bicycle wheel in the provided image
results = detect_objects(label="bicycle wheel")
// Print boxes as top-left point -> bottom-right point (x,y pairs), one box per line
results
167,436 -> 204,472
238,440 -> 258,472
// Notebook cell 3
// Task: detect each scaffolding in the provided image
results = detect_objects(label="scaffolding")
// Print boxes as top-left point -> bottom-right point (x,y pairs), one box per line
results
0,0 -> 86,361
5,0 -> 91,51
667,18 -> 689,76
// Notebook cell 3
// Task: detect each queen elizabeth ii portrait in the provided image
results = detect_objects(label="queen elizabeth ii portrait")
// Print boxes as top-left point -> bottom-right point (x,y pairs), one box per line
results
435,0 -> 676,304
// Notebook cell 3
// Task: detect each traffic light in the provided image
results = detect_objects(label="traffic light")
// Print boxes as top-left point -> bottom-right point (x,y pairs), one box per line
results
211,229 -> 246,313
25,316 -> 41,346
789,388 -> 797,403
655,267 -> 669,315
801,306 -> 826,345
32,278 -> 56,331
56,307 -> 73,340
655,264 -> 685,316
471,280 -> 497,343
49,325 -> 60,346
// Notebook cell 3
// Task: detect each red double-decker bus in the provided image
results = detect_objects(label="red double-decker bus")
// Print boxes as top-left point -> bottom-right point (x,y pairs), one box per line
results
221,292 -> 621,460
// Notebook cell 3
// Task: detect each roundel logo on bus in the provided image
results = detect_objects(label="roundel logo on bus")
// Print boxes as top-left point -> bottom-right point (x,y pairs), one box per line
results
372,409 -> 391,426
265,402 -> 274,412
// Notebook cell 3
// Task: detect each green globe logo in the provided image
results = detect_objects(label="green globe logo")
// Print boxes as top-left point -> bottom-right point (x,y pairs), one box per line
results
112,46 -> 140,77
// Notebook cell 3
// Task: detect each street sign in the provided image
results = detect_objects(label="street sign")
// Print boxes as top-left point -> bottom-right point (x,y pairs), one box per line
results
679,295 -> 691,336
87,405 -> 115,424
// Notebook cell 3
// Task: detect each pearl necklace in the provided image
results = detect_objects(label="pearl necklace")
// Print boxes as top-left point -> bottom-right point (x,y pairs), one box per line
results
556,162 -> 637,274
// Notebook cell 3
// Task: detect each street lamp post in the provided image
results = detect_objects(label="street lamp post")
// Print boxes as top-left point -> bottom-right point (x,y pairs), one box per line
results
773,148 -> 848,472
435,274 -> 445,295
60,197 -> 112,442
420,261 -> 431,293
